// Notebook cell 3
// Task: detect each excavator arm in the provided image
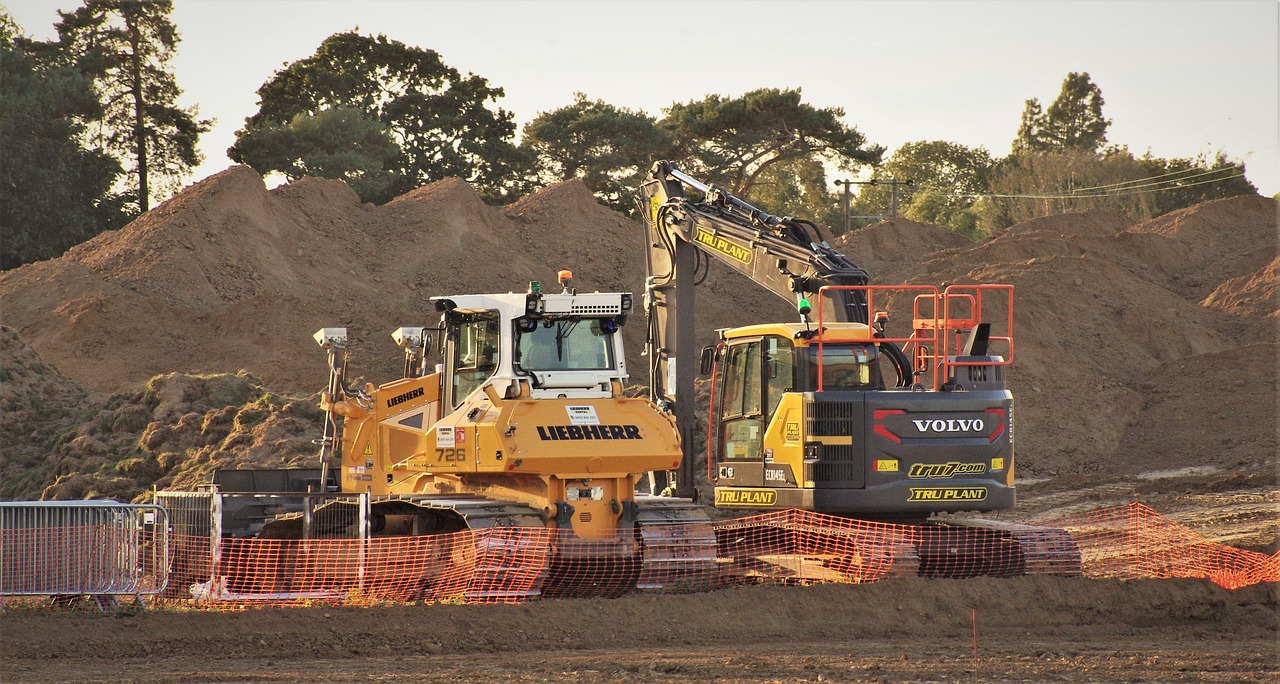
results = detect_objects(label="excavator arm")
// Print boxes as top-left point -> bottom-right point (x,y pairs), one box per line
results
640,161 -> 872,324
639,161 -> 901,497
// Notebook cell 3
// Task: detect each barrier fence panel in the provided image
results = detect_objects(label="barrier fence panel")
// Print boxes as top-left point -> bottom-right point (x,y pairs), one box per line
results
154,491 -> 214,598
0,501 -> 169,604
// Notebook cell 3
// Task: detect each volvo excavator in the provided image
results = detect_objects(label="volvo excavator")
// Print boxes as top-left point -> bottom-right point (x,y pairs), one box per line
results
196,275 -> 718,599
638,161 -> 1081,578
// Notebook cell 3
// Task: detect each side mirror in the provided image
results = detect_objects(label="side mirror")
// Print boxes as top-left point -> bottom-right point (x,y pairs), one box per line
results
699,346 -> 716,375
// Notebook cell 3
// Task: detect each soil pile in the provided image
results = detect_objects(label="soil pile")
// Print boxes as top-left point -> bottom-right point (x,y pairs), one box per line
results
0,170 -> 1275,509
0,326 -> 93,499
0,326 -> 321,500
0,167 -> 790,396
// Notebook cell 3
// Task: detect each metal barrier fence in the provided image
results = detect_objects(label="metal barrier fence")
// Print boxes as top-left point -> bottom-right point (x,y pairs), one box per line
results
155,489 -> 370,600
0,501 -> 170,604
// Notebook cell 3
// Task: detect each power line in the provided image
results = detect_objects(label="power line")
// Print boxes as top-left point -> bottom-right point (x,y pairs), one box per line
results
955,171 -> 1246,200
1054,163 -> 1245,193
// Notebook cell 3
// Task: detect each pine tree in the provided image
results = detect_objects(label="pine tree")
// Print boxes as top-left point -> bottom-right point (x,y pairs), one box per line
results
55,0 -> 210,212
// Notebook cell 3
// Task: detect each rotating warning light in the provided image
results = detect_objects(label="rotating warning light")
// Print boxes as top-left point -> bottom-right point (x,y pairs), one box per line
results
796,297 -> 812,316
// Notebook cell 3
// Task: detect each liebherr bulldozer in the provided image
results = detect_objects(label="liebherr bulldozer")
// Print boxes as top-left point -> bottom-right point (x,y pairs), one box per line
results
233,274 -> 718,598
639,161 -> 1081,578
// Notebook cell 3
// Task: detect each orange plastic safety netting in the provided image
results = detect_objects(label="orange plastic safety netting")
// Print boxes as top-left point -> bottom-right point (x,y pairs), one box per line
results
1042,502 -> 1279,590
141,503 -> 1278,608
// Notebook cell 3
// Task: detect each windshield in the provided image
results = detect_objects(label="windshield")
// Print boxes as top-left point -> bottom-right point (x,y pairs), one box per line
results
516,318 -> 615,371
808,343 -> 880,391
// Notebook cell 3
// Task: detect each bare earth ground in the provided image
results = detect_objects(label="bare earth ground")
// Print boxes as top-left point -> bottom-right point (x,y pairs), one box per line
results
2,576 -> 1276,683
1,173 -> 1277,682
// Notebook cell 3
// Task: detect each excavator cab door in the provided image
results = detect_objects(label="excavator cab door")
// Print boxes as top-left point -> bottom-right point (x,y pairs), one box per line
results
712,336 -> 798,488
713,340 -> 764,486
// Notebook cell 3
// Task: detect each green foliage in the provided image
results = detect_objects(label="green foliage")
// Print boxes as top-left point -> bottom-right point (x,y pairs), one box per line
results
852,140 -> 994,235
519,93 -> 674,212
0,12 -> 130,270
231,107 -> 401,202
233,31 -> 520,203
981,149 -> 1156,231
746,156 -> 843,228
53,0 -> 211,212
1014,72 -> 1110,154
660,88 -> 884,200
1138,150 -> 1258,215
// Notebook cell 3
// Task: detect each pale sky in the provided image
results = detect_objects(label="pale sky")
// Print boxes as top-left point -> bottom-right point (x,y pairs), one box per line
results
8,0 -> 1279,197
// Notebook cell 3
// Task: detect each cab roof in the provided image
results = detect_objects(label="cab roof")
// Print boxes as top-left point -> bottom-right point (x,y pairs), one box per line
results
718,321 -> 874,345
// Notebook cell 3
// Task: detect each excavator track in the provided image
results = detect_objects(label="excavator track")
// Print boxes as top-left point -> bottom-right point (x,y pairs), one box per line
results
711,514 -> 1080,585
915,519 -> 1082,578
715,517 -> 919,585
633,496 -> 719,591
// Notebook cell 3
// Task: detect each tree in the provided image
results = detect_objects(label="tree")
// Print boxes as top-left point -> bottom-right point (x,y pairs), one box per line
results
1,9 -> 129,270
54,0 -> 210,213
747,156 -> 843,230
1014,72 -> 1110,154
234,31 -> 521,202
519,93 -> 674,212
981,149 -> 1155,230
1138,150 -> 1258,216
660,88 -> 884,201
853,141 -> 994,234
232,107 -> 402,203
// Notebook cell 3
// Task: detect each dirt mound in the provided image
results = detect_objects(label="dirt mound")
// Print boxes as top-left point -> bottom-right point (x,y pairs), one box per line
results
0,169 -> 791,396
0,331 -> 321,501
0,170 -> 1274,504
834,217 -> 976,281
34,371 -> 322,502
0,326 -> 97,499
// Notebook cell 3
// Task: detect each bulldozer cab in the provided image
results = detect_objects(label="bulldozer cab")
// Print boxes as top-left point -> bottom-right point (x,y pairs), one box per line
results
433,288 -> 632,403
445,310 -> 502,409
516,318 -> 615,372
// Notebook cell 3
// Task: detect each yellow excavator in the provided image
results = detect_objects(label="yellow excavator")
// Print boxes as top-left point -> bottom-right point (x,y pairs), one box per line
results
638,161 -> 1081,577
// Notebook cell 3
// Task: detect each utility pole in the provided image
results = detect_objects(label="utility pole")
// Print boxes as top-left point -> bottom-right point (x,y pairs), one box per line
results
879,178 -> 914,218
834,177 -> 915,228
834,179 -> 854,233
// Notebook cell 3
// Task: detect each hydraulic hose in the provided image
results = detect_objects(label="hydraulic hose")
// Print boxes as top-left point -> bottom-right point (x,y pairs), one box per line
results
878,339 -> 914,388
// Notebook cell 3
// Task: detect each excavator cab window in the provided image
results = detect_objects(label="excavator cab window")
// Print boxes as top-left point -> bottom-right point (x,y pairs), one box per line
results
807,343 -> 882,391
763,337 -> 795,419
515,318 -> 615,372
447,310 -> 501,408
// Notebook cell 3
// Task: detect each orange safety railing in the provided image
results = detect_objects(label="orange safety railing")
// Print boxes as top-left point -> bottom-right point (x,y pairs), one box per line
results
1040,502 -> 1280,590
815,284 -> 1014,392
814,284 -> 941,391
